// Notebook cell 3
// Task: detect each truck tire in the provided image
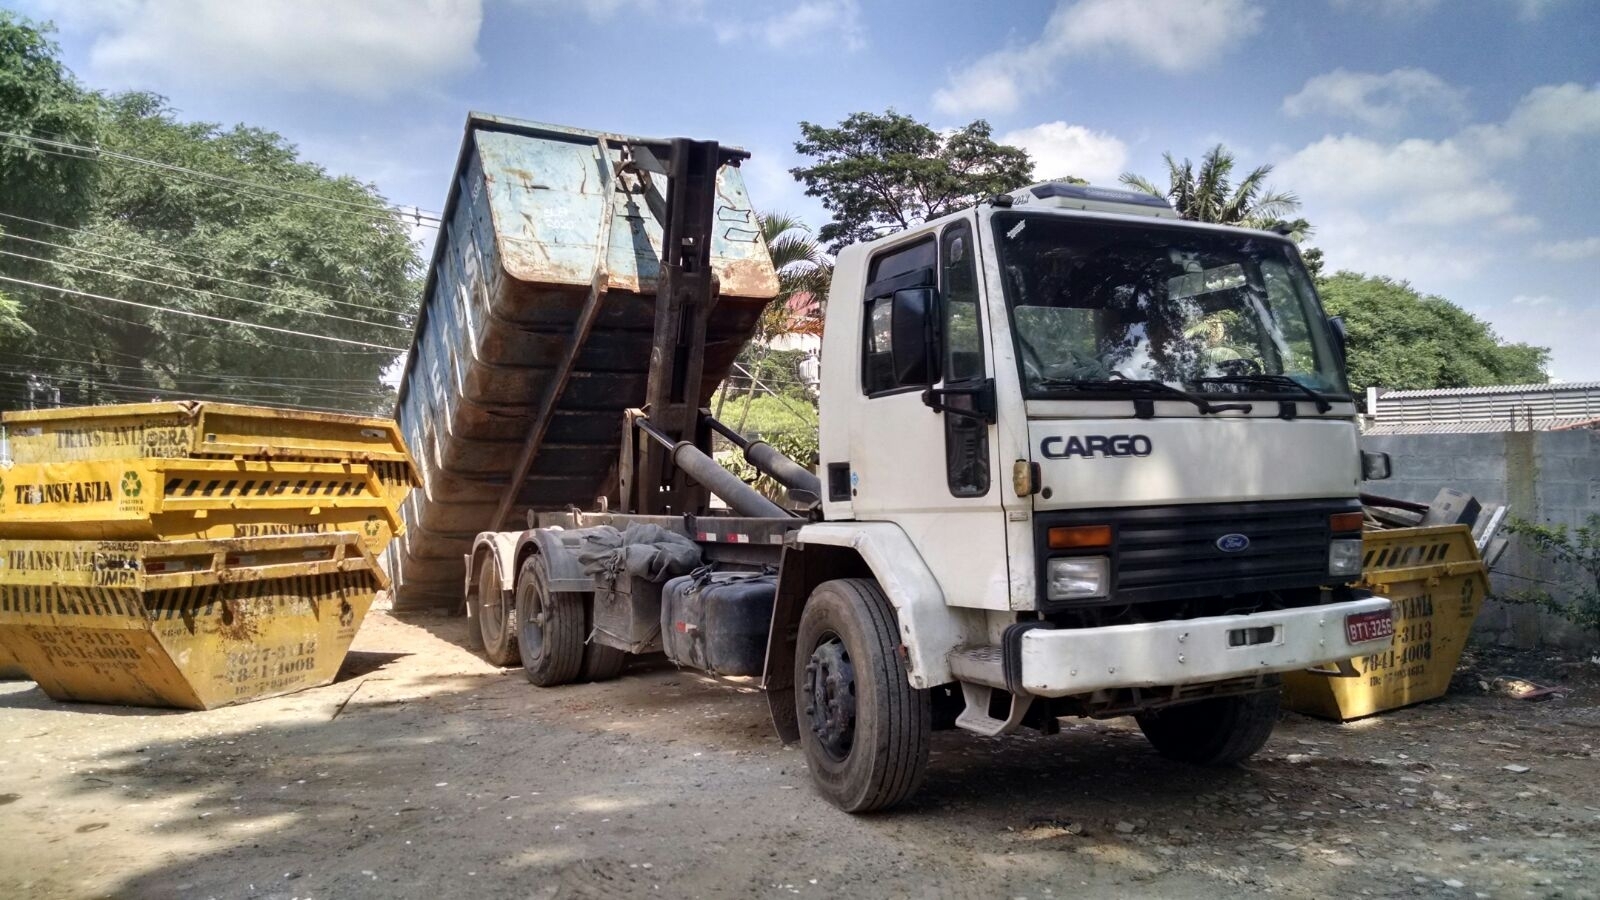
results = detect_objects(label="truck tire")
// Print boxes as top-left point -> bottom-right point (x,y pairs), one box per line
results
795,578 -> 931,813
579,639 -> 627,682
515,552 -> 585,687
1135,684 -> 1281,766
476,555 -> 518,666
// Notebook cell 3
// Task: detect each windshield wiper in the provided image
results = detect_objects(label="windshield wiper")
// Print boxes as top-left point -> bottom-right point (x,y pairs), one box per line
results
1034,376 -> 1254,415
1193,374 -> 1333,413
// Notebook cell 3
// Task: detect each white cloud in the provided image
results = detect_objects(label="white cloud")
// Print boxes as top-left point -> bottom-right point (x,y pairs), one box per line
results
41,0 -> 482,98
933,0 -> 1262,116
1277,134 -> 1511,227
1534,236 -> 1600,260
999,122 -> 1128,185
714,0 -> 865,52
1511,294 -> 1556,306
1282,68 -> 1467,128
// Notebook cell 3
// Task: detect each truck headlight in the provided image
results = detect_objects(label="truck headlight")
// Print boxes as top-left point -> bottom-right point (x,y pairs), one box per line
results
1047,556 -> 1108,601
1328,539 -> 1363,578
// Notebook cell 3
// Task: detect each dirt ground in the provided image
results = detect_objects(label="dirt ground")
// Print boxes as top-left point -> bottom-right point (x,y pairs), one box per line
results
1,610 -> 1596,900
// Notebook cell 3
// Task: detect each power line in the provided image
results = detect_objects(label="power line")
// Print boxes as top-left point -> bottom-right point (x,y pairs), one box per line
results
0,247 -> 412,332
0,351 -> 389,387
0,274 -> 406,351
0,230 -> 416,320
0,129 -> 442,226
37,294 -> 399,357
0,210 -> 418,304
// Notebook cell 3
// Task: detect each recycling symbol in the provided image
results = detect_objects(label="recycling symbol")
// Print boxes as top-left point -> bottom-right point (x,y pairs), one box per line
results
363,515 -> 381,537
120,471 -> 143,498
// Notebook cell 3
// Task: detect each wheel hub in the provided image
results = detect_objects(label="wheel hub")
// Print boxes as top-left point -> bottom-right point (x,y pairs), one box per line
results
803,636 -> 856,761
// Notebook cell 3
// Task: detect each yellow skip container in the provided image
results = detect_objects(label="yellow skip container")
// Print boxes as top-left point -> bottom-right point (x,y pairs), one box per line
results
1283,524 -> 1490,721
0,457 -> 401,555
1,401 -> 417,506
0,533 -> 385,709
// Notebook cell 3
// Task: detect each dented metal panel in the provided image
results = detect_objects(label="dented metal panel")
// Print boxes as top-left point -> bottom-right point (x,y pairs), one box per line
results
389,114 -> 779,610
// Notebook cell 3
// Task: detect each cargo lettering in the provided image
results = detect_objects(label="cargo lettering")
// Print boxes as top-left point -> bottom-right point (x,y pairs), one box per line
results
6,548 -> 137,574
13,480 -> 114,505
1359,590 -> 1435,686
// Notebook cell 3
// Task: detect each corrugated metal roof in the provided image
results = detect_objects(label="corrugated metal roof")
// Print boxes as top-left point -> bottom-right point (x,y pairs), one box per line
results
1363,416 -> 1600,435
1371,381 -> 1600,426
1376,381 -> 1600,399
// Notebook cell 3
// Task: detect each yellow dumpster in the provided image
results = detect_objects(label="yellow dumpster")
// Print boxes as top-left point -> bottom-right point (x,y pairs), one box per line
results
0,532 -> 384,709
0,457 -> 401,555
1283,524 -> 1489,721
0,641 -> 24,680
1,401 -> 418,506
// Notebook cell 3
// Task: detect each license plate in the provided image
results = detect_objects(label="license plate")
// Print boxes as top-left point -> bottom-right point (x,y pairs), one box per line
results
1345,609 -> 1394,644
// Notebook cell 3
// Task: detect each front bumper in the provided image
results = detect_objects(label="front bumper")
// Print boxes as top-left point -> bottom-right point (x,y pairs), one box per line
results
1019,596 -> 1393,698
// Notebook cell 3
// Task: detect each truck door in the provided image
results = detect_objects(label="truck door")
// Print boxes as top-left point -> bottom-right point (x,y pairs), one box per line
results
849,219 -> 1010,611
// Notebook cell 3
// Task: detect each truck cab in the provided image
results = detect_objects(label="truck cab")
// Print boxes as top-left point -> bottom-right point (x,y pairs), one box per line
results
763,181 -> 1393,805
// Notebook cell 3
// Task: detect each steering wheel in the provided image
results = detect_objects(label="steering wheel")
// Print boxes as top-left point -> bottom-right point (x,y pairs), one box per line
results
1215,357 -> 1263,377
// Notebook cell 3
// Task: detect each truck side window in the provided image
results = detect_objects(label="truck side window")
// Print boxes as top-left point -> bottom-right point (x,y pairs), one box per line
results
940,222 -> 990,497
861,238 -> 936,396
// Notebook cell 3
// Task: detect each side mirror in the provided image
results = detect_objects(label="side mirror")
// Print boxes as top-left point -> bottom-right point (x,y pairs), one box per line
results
1361,449 -> 1392,481
890,287 -> 938,387
1328,315 -> 1348,366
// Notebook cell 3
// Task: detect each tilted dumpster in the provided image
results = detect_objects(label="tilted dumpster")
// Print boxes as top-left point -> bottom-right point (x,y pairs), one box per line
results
388,113 -> 779,610
1283,524 -> 1490,721
0,532 -> 385,709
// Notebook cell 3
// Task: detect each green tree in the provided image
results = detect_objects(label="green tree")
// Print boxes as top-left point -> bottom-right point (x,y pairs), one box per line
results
0,12 -> 102,336
0,74 -> 419,413
1317,272 -> 1548,397
792,110 -> 1033,252
1120,144 -> 1301,228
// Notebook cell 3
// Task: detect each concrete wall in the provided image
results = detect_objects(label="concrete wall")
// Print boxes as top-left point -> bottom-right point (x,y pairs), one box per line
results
1361,429 -> 1600,650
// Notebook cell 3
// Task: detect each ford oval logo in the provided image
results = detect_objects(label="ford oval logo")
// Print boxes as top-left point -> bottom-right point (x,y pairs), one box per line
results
1216,533 -> 1250,553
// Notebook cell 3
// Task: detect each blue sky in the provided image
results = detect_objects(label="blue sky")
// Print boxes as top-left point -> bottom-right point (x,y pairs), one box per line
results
12,0 -> 1600,380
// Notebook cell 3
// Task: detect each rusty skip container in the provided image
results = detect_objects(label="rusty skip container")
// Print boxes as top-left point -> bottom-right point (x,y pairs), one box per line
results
389,114 -> 779,609
0,401 -> 418,507
0,457 -> 402,556
0,533 -> 384,709
1283,524 -> 1490,721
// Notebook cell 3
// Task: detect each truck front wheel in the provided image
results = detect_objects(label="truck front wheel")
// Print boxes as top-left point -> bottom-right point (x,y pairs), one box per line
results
1135,684 -> 1281,766
795,578 -> 931,813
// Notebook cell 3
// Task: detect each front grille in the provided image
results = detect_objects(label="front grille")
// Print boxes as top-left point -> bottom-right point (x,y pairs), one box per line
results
1036,498 -> 1362,608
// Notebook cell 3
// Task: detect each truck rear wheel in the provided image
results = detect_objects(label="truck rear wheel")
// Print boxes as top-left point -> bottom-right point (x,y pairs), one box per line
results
579,639 -> 627,682
476,555 -> 518,666
515,552 -> 585,686
1135,684 -> 1281,766
795,578 -> 930,813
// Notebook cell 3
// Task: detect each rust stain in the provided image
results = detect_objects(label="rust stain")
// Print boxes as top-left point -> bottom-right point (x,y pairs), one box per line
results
716,257 -> 780,300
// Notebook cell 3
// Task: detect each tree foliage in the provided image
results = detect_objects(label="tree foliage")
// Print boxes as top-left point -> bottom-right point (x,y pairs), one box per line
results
1121,144 -> 1301,228
756,211 -> 830,339
1498,515 -> 1600,641
1317,272 -> 1548,397
0,14 -> 419,414
792,110 -> 1033,252
0,12 -> 102,334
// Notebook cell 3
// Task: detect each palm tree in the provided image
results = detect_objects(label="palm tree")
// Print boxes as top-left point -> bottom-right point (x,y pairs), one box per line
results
717,213 -> 833,424
757,211 -> 831,339
1120,144 -> 1303,231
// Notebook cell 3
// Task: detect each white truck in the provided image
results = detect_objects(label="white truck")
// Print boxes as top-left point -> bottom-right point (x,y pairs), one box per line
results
395,116 -> 1396,812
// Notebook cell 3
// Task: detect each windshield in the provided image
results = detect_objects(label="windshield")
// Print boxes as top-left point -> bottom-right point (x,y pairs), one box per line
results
992,212 -> 1348,400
